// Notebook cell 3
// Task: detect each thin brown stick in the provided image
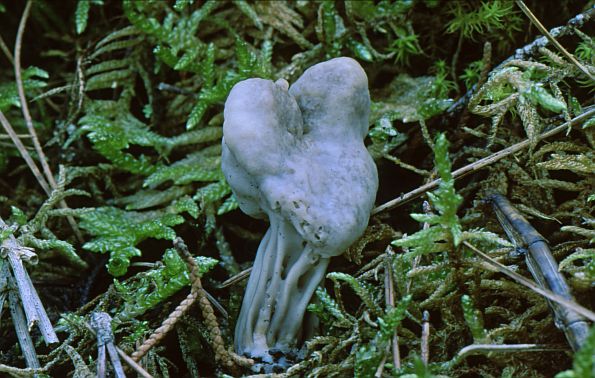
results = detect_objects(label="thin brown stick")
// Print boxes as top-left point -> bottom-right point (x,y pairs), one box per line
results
384,249 -> 400,370
374,353 -> 388,378
175,238 -> 241,373
217,266 -> 252,288
515,0 -> 594,82
84,320 -> 153,378
0,134 -> 32,139
131,238 -> 244,374
444,343 -> 566,368
130,286 -> 199,362
115,346 -> 153,378
421,311 -> 430,365
0,111 -> 51,195
0,34 -> 14,65
14,1 -> 54,189
458,344 -> 564,356
372,107 -> 595,215
14,0 -> 83,243
463,241 -> 595,322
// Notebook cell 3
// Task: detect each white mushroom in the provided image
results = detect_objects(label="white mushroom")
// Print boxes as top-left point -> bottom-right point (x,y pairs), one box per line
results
221,57 -> 378,367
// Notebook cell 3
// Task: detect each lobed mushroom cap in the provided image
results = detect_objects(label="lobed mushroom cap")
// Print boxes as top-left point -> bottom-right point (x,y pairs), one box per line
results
222,57 -> 378,257
289,57 -> 371,139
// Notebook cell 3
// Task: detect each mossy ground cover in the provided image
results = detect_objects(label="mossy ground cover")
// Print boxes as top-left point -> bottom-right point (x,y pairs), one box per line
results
0,1 -> 593,377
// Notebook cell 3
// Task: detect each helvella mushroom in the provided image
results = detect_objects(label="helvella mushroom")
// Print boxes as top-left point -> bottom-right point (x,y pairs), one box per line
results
222,57 -> 378,371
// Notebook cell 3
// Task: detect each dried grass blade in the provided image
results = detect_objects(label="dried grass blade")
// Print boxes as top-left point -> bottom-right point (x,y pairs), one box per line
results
0,111 -> 51,195
463,241 -> 595,322
515,0 -> 594,81
373,107 -> 595,215
14,0 -> 84,243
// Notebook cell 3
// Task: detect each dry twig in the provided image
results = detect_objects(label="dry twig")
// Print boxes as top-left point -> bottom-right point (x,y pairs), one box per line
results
13,0 -> 83,243
130,284 -> 200,362
83,314 -> 153,378
421,311 -> 430,365
130,237 -> 248,374
515,0 -> 594,81
89,312 -> 126,378
0,216 -> 59,373
372,107 -> 595,214
463,241 -> 595,322
0,34 -> 13,65
0,111 -> 51,195
384,248 -> 400,370
14,1 -> 55,191
489,193 -> 590,351
443,343 -> 566,369
217,266 -> 252,288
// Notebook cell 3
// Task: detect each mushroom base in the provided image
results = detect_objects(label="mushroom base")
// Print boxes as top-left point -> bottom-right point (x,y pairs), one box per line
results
234,216 -> 329,369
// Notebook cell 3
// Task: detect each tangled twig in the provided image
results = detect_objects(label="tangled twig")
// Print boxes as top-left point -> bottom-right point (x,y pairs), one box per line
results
175,237 -> 245,372
129,269 -> 200,362
130,237 -> 250,374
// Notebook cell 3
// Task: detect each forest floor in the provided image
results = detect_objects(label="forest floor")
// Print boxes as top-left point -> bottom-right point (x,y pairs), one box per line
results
0,1 -> 593,377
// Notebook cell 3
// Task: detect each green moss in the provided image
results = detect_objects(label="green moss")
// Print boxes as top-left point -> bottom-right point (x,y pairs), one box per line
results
0,0 -> 592,376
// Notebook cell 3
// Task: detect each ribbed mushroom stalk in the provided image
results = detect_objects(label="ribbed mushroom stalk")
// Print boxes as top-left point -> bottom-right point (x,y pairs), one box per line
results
221,57 -> 378,368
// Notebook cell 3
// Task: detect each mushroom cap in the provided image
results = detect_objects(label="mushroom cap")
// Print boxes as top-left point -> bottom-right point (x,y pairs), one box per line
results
289,57 -> 370,139
222,57 -> 378,257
